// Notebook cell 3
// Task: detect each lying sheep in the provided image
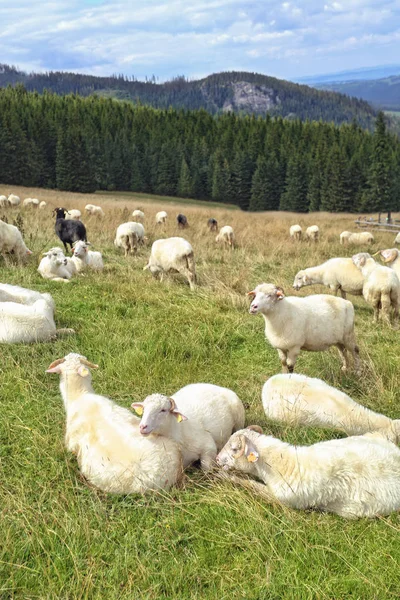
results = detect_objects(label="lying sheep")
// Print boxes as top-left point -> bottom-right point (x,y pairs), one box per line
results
132,210 -> 145,221
38,247 -> 77,282
216,427 -> 400,518
156,211 -> 167,225
72,240 -> 103,272
216,225 -> 235,248
46,353 -> 183,494
290,225 -> 302,240
305,225 -> 319,241
0,195 -> 10,208
0,298 -> 73,343
293,258 -> 365,299
0,283 -> 54,311
144,237 -> 196,290
65,209 -> 81,221
85,204 -> 104,217
341,231 -> 374,246
8,194 -> 20,206
0,219 -> 32,260
262,373 -> 400,443
114,222 -> 145,256
39,201 -> 47,210
131,383 -> 245,470
378,248 -> 400,280
352,252 -> 399,324
247,283 -> 360,373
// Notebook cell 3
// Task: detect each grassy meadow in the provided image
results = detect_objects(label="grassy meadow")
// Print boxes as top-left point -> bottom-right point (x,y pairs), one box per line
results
2,185 -> 400,599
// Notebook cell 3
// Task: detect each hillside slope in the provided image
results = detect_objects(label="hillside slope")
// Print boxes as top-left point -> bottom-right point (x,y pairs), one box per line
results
315,75 -> 400,111
0,64 -> 377,128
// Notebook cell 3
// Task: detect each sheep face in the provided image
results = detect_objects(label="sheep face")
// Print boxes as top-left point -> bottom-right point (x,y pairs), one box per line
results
216,431 -> 260,473
131,394 -> 187,436
380,248 -> 399,265
352,252 -> 371,270
293,271 -> 310,290
247,284 -> 285,314
44,248 -> 68,267
73,241 -> 89,259
53,207 -> 68,220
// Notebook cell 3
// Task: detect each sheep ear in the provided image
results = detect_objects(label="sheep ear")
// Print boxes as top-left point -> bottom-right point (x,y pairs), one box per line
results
275,287 -> 285,300
244,437 -> 259,463
246,290 -> 256,299
246,425 -> 263,434
86,242 -> 91,246
172,411 -> 188,423
46,365 -> 63,374
131,403 -> 144,416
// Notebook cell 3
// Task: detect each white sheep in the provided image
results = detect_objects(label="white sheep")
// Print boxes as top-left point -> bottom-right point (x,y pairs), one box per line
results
7,194 -> 20,206
340,231 -> 352,244
0,195 -> 10,208
38,247 -> 77,283
293,258 -> 365,299
262,373 -> 400,443
247,283 -> 360,373
46,353 -> 183,494
341,231 -> 374,246
378,248 -> 400,280
144,237 -> 196,290
394,233 -> 400,245
216,427 -> 400,518
0,219 -> 32,260
305,225 -> 319,241
131,383 -> 245,470
85,204 -> 104,217
23,197 -> 39,208
72,241 -> 104,272
39,201 -> 47,210
352,252 -> 400,323
65,209 -> 81,221
156,211 -> 168,225
132,210 -> 145,221
0,283 -> 55,311
290,224 -> 302,240
0,298 -> 73,343
114,221 -> 145,256
216,225 -> 235,248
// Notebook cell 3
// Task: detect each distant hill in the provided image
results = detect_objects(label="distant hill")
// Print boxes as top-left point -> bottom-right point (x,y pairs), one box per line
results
296,64 -> 400,85
313,75 -> 400,112
0,64 -> 378,129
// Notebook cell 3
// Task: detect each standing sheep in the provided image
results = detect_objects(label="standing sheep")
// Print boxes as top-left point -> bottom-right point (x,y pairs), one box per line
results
65,210 -> 81,221
207,218 -> 218,232
394,233 -> 400,245
378,248 -> 400,279
144,237 -> 196,290
39,201 -> 47,210
341,231 -> 374,246
293,258 -> 365,299
8,194 -> 20,206
53,207 -> 87,252
114,222 -> 145,256
305,225 -> 319,241
156,211 -> 168,225
132,210 -> 145,221
216,225 -> 235,248
290,225 -> 302,240
85,204 -> 104,217
0,195 -> 10,208
0,219 -> 32,260
247,283 -> 360,373
177,214 -> 188,229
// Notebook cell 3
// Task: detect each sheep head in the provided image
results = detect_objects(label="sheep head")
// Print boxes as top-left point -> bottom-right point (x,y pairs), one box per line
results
352,252 -> 372,270
293,270 -> 310,290
131,394 -> 187,436
46,353 -> 98,376
216,428 -> 261,473
247,284 -> 285,314
378,248 -> 399,265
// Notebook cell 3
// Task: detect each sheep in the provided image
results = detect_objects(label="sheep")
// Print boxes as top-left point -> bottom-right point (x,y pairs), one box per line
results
395,232 -> 400,245
156,211 -> 168,225
65,209 -> 81,221
378,248 -> 400,280
262,373 -> 400,443
247,283 -> 360,373
144,237 -> 196,290
132,210 -> 145,221
23,197 -> 39,208
39,201 -> 47,210
290,224 -> 302,240
216,427 -> 400,518
293,258 -> 365,299
0,219 -> 32,260
216,225 -> 235,248
85,204 -> 104,217
305,225 -> 319,241
131,383 -> 245,471
0,283 -> 54,312
177,213 -> 188,229
46,353 -> 183,494
0,298 -> 73,343
114,221 -> 145,256
207,218 -> 218,232
7,194 -> 20,206
0,195 -> 10,208
341,231 -> 374,246
72,241 -> 104,272
352,252 -> 400,324
53,207 -> 87,252
38,247 -> 77,282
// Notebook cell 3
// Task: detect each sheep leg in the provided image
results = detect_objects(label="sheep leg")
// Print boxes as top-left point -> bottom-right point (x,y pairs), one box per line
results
339,288 -> 347,300
179,267 -> 196,290
336,343 -> 349,372
286,348 -> 300,373
381,293 -> 392,325
277,349 -> 288,373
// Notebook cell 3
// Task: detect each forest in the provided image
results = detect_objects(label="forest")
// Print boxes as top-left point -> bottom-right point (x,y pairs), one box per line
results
0,85 -> 399,213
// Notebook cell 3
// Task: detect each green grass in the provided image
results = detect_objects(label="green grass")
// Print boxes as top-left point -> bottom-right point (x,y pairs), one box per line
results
95,189 -> 240,210
2,193 -> 400,598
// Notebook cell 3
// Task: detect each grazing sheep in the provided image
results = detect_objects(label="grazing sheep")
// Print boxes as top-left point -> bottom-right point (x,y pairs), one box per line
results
378,248 -> 400,280
38,247 -> 77,282
0,283 -> 54,311
46,353 -> 183,494
216,427 -> 400,518
85,204 -> 104,217
394,233 -> 400,245
65,209 -> 81,221
305,225 -> 319,241
0,219 -> 32,260
72,241 -> 104,272
290,224 -> 302,240
132,210 -> 145,221
0,195 -> 10,208
132,383 -> 245,470
216,225 -> 235,248
156,211 -> 168,225
293,258 -> 365,299
262,373 -> 400,443
114,222 -> 145,256
177,213 -> 188,229
208,218 -> 218,232
53,207 -> 87,252
0,298 -> 73,343
247,283 -> 360,373
352,252 -> 399,324
23,198 -> 39,208
144,237 -> 196,290
7,194 -> 20,206
341,231 -> 374,246
39,201 -> 47,210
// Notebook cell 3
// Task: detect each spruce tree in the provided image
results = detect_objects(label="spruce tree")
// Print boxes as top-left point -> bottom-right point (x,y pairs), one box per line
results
177,158 -> 193,198
362,112 -> 393,213
280,156 -> 308,212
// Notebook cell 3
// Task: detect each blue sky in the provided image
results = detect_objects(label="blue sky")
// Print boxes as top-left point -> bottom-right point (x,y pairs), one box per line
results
0,0 -> 399,81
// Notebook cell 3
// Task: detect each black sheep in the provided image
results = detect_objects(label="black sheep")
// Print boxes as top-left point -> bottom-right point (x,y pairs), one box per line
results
53,207 -> 87,252
207,218 -> 218,232
177,213 -> 188,229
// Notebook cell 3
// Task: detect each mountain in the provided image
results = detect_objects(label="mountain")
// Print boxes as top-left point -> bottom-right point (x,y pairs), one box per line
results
312,76 -> 400,112
0,64 -> 378,128
295,65 -> 400,85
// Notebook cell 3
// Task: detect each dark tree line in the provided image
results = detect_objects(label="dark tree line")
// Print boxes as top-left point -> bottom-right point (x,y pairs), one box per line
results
0,85 -> 399,213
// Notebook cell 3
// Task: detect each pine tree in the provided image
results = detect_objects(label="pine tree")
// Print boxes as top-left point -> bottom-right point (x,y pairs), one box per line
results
320,144 -> 351,212
280,156 -> 308,212
362,112 -> 393,213
249,155 -> 280,211
177,158 -> 193,198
